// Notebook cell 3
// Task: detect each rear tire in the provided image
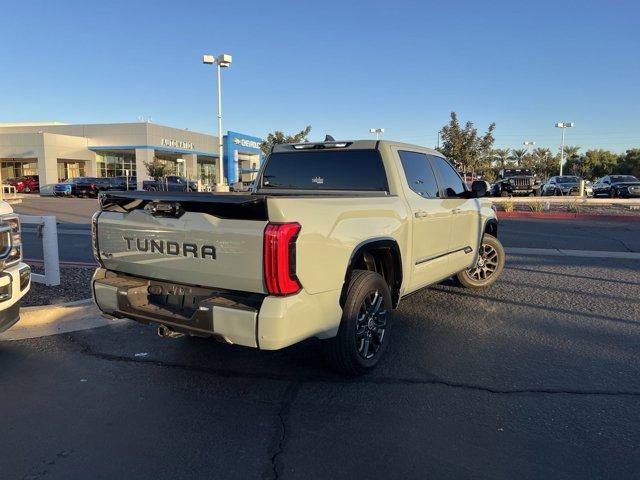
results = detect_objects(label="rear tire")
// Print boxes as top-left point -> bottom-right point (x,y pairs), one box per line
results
323,270 -> 391,376
455,234 -> 505,289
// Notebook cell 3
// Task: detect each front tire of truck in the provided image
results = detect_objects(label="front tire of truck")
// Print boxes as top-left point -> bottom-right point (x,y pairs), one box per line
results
455,234 -> 505,289
323,270 -> 391,376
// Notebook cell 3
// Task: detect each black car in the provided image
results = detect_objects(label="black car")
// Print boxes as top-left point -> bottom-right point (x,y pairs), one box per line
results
491,168 -> 541,197
54,177 -> 102,197
592,175 -> 640,198
98,176 -> 137,192
142,175 -> 197,192
541,176 -> 582,196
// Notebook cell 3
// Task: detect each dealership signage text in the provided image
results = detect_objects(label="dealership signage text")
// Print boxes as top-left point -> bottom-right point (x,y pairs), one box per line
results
161,138 -> 195,150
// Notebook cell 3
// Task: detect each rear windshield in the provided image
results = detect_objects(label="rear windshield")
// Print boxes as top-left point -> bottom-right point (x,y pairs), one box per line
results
611,175 -> 638,183
557,176 -> 580,183
261,150 -> 388,191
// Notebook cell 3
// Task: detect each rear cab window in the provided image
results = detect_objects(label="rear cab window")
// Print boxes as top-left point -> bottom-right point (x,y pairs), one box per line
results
260,149 -> 389,192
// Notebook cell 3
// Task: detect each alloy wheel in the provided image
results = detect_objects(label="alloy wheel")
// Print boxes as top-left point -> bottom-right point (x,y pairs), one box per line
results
355,290 -> 387,360
467,243 -> 500,282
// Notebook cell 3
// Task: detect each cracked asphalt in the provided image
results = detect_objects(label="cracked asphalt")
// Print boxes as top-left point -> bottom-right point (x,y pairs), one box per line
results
1,219 -> 640,479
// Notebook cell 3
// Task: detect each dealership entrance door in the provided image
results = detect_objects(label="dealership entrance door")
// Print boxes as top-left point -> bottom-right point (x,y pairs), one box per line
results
57,160 -> 86,182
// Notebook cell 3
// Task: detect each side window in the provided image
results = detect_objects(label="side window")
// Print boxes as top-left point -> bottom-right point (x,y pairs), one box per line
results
429,156 -> 466,198
398,151 -> 439,198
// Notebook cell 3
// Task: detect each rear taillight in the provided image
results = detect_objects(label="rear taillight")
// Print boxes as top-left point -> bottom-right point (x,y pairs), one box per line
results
263,222 -> 301,296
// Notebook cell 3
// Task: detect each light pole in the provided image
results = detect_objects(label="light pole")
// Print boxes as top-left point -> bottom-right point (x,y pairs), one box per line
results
523,140 -> 536,153
437,129 -> 442,149
203,53 -> 232,192
369,128 -> 384,140
555,122 -> 574,176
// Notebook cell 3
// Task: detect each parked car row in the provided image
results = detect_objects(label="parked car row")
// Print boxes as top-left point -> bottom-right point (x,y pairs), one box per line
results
52,175 -> 198,197
54,176 -> 137,197
490,173 -> 640,198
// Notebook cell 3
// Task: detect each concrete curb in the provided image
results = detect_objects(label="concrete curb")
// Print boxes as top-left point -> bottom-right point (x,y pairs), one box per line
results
497,211 -> 640,221
0,299 -> 127,341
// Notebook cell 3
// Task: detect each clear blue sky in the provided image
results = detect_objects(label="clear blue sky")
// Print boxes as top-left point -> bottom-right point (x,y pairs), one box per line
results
2,0 -> 639,153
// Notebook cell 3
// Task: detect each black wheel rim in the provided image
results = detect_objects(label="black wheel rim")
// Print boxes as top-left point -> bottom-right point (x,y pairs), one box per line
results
467,243 -> 500,282
355,290 -> 387,360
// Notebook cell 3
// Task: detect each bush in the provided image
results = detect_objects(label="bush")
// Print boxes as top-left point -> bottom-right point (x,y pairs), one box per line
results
567,201 -> 581,213
529,201 -> 546,213
497,200 -> 514,212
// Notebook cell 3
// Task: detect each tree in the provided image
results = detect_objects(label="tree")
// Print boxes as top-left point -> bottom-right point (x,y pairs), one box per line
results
531,147 -> 558,178
144,159 -> 174,180
580,149 -> 619,179
562,145 -> 582,175
438,112 -> 496,173
616,149 -> 640,177
492,148 -> 512,169
260,125 -> 312,157
511,148 -> 527,167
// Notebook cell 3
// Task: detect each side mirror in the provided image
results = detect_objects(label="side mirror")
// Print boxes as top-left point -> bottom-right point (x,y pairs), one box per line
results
471,180 -> 487,197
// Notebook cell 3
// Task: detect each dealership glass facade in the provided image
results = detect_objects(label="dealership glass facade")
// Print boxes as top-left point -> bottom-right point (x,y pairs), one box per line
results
96,151 -> 137,177
1,159 -> 38,179
57,160 -> 86,182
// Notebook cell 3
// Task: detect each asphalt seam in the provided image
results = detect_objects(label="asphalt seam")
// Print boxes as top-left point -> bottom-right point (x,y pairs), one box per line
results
268,382 -> 302,480
63,335 -> 640,398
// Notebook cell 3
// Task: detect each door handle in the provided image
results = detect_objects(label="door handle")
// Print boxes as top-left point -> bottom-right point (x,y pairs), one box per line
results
452,208 -> 461,215
414,210 -> 429,218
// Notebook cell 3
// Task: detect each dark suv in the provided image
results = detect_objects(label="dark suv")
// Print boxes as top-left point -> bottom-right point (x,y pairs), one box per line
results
491,168 -> 540,197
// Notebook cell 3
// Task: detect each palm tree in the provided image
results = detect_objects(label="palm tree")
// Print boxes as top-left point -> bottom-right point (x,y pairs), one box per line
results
563,145 -> 581,160
511,148 -> 527,166
532,147 -> 556,178
492,148 -> 512,169
562,145 -> 582,176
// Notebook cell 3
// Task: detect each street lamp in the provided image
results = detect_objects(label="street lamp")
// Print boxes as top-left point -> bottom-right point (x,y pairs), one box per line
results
369,128 -> 384,140
203,53 -> 232,192
555,122 -> 574,176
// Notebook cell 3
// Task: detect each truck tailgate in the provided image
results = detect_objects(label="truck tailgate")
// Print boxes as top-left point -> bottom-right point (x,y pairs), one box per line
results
96,192 -> 268,293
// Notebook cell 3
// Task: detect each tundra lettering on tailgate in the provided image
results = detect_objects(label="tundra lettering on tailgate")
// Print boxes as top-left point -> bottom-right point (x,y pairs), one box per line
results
123,236 -> 216,259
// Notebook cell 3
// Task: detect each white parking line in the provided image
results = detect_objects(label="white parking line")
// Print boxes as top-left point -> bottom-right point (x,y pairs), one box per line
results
506,247 -> 640,260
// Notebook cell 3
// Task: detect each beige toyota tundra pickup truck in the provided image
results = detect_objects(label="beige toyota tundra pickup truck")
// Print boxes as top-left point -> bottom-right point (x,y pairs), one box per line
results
92,139 -> 504,374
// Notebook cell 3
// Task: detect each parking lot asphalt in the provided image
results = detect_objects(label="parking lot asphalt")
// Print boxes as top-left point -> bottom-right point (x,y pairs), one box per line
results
4,196 -> 640,479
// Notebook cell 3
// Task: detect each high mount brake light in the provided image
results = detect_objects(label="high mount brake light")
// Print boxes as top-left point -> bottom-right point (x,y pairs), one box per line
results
292,142 -> 350,150
263,222 -> 301,296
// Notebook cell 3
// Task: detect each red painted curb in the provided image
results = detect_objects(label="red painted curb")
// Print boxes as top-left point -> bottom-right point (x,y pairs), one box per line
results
497,211 -> 640,221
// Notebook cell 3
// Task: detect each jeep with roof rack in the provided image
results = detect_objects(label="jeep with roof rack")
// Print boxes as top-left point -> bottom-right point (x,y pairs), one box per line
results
91,138 -> 504,375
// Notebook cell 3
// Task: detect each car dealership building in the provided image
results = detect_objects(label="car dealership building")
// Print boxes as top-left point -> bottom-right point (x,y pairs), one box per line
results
0,122 -> 263,189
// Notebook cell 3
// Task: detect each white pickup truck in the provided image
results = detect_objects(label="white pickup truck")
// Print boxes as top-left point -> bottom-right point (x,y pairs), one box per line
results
92,139 -> 504,374
0,201 -> 30,333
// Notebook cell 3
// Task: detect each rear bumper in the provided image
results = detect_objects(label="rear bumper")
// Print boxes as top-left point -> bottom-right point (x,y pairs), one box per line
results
92,268 -> 342,350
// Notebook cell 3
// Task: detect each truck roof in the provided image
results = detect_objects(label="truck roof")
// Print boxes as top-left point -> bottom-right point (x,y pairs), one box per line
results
271,139 -> 445,157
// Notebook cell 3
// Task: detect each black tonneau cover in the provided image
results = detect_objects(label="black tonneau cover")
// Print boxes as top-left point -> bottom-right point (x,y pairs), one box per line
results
99,191 -> 268,220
